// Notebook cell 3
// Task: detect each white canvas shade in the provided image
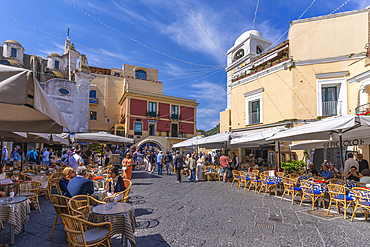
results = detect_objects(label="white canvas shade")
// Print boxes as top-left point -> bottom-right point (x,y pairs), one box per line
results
230,129 -> 282,147
74,132 -> 134,145
196,132 -> 241,149
172,136 -> 203,148
0,64 -> 69,133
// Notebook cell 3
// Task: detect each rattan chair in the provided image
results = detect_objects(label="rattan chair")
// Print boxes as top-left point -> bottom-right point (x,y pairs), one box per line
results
60,213 -> 112,247
69,195 -> 106,219
240,171 -> 250,191
327,178 -> 346,186
103,187 -> 131,203
300,180 -> 326,210
248,172 -> 261,193
48,172 -> 62,197
312,176 -> 325,181
231,170 -> 242,188
37,175 -> 51,200
281,177 -> 302,204
351,187 -> 370,221
326,184 -> 354,219
357,182 -> 368,187
277,172 -> 285,177
49,194 -> 70,239
214,167 -> 222,182
259,174 -> 277,196
123,179 -> 132,188
252,169 -> 259,175
18,181 -> 41,212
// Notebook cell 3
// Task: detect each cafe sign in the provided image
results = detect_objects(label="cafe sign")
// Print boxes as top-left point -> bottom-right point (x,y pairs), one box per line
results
323,139 -> 367,148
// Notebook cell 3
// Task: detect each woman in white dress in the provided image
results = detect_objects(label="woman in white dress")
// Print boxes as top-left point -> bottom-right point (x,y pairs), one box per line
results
196,156 -> 205,181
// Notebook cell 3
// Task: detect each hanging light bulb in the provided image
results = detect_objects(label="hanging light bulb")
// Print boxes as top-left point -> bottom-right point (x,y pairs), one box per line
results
329,133 -> 333,141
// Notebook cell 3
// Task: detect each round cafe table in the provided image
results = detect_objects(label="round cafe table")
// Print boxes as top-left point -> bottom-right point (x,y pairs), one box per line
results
0,196 -> 30,245
88,202 -> 136,247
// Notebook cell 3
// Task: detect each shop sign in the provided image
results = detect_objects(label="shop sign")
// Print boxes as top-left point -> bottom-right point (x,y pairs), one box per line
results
323,139 -> 366,148
148,120 -> 157,123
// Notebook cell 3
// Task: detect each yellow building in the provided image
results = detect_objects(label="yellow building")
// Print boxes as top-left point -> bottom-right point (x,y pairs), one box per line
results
220,7 -> 370,165
88,64 -> 198,151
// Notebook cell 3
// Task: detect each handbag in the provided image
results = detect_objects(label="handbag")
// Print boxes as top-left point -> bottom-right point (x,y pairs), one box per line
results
226,169 -> 233,178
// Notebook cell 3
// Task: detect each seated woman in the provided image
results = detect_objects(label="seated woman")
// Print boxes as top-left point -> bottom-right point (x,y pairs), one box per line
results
344,166 -> 362,182
307,163 -> 319,176
105,166 -> 126,202
320,164 -> 334,179
59,167 -> 75,197
0,164 -> 7,197
360,169 -> 370,184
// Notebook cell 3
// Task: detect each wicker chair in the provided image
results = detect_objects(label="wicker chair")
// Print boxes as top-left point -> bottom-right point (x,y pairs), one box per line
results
214,167 -> 223,182
357,182 -> 368,187
103,187 -> 131,203
231,170 -> 242,188
18,181 -> 42,212
252,169 -> 259,175
248,172 -> 261,193
37,175 -> 51,200
281,177 -> 302,205
240,171 -> 250,191
69,195 -> 106,219
351,187 -> 370,221
327,178 -> 346,186
300,180 -> 326,210
277,172 -> 285,177
48,172 -> 62,196
49,194 -> 70,239
259,174 -> 277,196
60,213 -> 112,247
123,179 -> 132,188
311,176 -> 325,181
326,184 -> 354,219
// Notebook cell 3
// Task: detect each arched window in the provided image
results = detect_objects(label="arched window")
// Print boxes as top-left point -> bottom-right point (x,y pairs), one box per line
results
256,46 -> 263,54
233,49 -> 244,61
135,70 -> 147,80
89,90 -> 97,99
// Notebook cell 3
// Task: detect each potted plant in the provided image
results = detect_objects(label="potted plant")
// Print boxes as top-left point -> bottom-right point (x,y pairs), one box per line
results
257,66 -> 264,72
250,69 -> 256,75
281,56 -> 288,62
264,62 -> 271,69
272,59 -> 280,66
281,160 -> 305,174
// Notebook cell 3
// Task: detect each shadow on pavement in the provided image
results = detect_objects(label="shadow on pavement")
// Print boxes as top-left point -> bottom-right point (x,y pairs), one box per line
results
132,171 -> 161,179
135,208 -> 154,217
135,219 -> 160,230
135,233 -> 170,247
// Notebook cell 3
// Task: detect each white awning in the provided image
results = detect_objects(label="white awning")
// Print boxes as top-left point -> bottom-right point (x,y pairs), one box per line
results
74,132 -> 134,144
230,128 -> 282,147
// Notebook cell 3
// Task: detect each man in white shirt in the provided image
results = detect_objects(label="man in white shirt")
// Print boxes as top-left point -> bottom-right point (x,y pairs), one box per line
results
69,150 -> 84,171
41,148 -> 50,166
105,148 -> 113,167
343,153 -> 359,175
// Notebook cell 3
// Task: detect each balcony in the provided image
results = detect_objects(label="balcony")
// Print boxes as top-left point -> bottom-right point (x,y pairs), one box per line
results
322,101 -> 342,116
170,114 -> 179,120
89,98 -> 98,104
147,111 -> 160,118
355,103 -> 370,115
249,112 -> 260,125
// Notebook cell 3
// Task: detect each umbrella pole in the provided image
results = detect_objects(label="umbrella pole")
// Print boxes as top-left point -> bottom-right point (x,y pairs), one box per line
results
277,141 -> 281,170
21,142 -> 24,172
225,141 -> 227,156
0,136 -> 3,164
339,130 -> 345,170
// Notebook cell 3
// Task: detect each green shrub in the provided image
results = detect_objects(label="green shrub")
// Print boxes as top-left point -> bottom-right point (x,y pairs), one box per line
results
281,160 -> 305,174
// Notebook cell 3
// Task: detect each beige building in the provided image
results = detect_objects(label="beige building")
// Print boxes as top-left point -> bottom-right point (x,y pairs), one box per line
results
88,64 -> 198,151
220,7 -> 370,167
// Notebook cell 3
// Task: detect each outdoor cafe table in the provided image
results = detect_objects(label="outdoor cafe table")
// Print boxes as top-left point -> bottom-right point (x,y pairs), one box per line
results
0,196 -> 30,245
87,202 -> 136,247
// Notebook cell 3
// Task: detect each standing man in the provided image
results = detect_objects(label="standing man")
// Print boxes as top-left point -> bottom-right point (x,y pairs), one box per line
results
173,151 -> 184,183
105,148 -> 112,167
164,151 -> 173,175
220,154 -> 232,182
26,147 -> 37,163
157,151 -> 164,175
344,153 -> 359,175
41,148 -> 50,166
188,153 -> 196,182
2,146 -> 8,165
68,150 -> 84,171
357,154 -> 369,173
149,150 -> 156,174
232,152 -> 239,170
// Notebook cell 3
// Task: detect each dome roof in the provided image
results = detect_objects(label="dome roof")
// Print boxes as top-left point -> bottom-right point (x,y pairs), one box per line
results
47,53 -> 61,58
3,39 -> 23,48
234,30 -> 263,46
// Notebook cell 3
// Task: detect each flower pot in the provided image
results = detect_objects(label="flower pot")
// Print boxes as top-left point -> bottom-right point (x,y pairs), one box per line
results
265,65 -> 271,69
257,68 -> 263,72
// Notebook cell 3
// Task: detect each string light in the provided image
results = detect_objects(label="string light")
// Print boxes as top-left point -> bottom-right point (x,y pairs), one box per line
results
65,1 -> 225,68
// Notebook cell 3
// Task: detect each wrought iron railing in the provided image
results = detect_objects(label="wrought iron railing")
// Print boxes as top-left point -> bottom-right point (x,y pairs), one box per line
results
322,101 -> 342,116
355,103 -> 370,115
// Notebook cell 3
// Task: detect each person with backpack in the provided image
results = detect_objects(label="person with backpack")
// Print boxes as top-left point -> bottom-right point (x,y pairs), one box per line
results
26,147 -> 37,163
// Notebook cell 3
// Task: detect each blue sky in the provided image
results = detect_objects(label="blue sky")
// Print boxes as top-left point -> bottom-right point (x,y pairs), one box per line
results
0,0 -> 368,130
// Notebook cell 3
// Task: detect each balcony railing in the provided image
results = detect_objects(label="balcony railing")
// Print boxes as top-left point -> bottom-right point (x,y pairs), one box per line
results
170,114 -> 179,120
322,101 -> 342,116
355,103 -> 370,115
249,112 -> 260,125
89,98 -> 98,104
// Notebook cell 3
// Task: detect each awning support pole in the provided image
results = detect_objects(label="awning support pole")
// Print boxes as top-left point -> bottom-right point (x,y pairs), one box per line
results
339,130 -> 345,170
277,141 -> 281,169
0,137 -> 4,164
21,142 -> 24,172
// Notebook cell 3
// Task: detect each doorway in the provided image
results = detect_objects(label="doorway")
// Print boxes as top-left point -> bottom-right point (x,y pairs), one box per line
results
149,124 -> 156,136
171,123 -> 178,137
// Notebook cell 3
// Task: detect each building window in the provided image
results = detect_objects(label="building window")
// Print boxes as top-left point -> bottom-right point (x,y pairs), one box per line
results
90,111 -> 97,120
58,88 -> 70,95
249,100 -> 260,125
148,102 -> 157,117
134,122 -> 142,135
90,90 -> 97,98
171,105 -> 179,120
10,48 -> 17,58
321,86 -> 339,116
149,124 -> 156,136
55,60 -> 59,70
114,72 -> 120,77
256,46 -> 262,54
244,88 -> 263,126
233,49 -> 244,61
135,70 -> 147,80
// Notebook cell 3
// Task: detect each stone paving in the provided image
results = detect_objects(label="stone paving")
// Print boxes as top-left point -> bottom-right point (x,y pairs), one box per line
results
2,170 -> 370,246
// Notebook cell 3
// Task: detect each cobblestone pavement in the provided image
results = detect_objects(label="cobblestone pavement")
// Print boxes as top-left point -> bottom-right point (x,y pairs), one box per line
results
2,170 -> 370,246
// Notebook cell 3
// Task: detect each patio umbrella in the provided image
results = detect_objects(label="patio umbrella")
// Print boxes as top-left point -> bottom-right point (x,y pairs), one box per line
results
196,132 -> 242,153
0,64 -> 69,133
230,128 -> 282,147
74,132 -> 134,145
172,136 -> 203,148
268,115 -> 370,168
